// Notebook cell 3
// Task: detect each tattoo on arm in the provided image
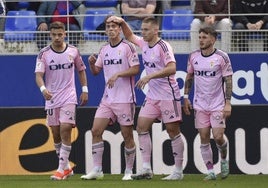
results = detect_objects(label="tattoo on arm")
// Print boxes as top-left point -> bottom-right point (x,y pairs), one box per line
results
224,75 -> 232,100
184,73 -> 194,94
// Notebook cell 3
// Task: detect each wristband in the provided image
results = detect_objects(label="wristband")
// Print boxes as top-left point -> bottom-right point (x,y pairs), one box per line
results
40,85 -> 46,92
82,86 -> 88,93
184,94 -> 189,99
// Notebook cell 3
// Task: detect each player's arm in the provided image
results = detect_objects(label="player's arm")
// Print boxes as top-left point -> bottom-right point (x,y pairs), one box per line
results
88,54 -> 102,75
35,72 -> 52,100
136,61 -> 175,89
183,72 -> 194,115
35,72 -> 45,89
107,65 -> 139,89
107,16 -> 137,45
78,69 -> 88,106
223,75 -> 233,118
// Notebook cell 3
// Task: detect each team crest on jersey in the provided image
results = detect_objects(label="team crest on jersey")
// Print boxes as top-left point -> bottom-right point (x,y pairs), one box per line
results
68,55 -> 74,63
210,61 -> 214,68
118,50 -> 121,56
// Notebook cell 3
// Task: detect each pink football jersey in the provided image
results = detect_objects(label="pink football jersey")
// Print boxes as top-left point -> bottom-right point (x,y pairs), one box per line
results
187,49 -> 233,111
95,39 -> 139,103
35,45 -> 86,109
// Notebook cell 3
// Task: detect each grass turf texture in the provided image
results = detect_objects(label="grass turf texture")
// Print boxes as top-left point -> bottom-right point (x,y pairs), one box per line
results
1,174 -> 268,188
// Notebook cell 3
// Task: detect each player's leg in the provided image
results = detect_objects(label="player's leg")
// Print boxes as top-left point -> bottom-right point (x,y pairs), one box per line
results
130,98 -> 158,180
131,116 -> 154,180
80,117 -> 109,180
50,105 -> 76,180
117,103 -> 136,180
196,110 -> 216,181
120,125 -> 136,180
161,100 -> 184,180
211,111 -> 229,179
162,121 -> 184,180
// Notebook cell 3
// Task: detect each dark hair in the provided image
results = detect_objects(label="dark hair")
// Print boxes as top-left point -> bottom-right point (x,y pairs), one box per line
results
199,26 -> 218,39
49,21 -> 65,31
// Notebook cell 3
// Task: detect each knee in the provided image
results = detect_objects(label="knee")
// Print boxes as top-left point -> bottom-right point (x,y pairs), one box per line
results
166,127 -> 180,139
213,134 -> 224,144
233,22 -> 245,30
91,127 -> 102,137
121,130 -> 133,140
191,18 -> 201,30
220,18 -> 232,29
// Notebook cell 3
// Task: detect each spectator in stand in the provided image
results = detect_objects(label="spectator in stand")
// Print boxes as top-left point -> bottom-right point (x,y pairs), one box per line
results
6,1 -> 41,12
36,1 -> 83,50
190,0 -> 232,52
121,0 -> 156,32
232,0 -> 268,51
0,0 -> 5,39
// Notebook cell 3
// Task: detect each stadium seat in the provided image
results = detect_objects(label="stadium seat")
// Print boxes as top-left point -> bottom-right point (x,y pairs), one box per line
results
4,11 -> 37,42
83,9 -> 116,41
161,9 -> 194,40
171,0 -> 191,7
83,0 -> 118,8
18,2 -> 30,10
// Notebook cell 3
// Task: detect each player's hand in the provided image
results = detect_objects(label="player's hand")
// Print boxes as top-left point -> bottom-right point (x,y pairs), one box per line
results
223,101 -> 231,118
183,98 -> 192,115
79,92 -> 88,106
136,76 -> 150,89
107,74 -> 118,89
88,54 -> 97,65
107,15 -> 124,24
42,89 -> 52,100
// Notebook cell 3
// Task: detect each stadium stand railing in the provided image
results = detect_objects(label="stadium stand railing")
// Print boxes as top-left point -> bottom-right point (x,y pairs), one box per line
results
0,0 -> 267,55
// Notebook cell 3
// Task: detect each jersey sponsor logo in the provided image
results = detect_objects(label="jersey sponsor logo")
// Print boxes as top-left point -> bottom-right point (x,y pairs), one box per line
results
194,70 -> 216,77
104,59 -> 122,65
49,63 -> 73,70
144,61 -> 156,68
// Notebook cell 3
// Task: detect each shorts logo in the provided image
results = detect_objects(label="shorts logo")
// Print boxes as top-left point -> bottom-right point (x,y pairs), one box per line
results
169,115 -> 174,119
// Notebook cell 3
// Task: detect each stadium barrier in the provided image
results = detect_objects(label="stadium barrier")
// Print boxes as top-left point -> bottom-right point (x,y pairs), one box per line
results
1,106 -> 268,175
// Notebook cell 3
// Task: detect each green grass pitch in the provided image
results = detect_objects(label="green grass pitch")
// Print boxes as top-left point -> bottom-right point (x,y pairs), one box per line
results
1,174 -> 268,188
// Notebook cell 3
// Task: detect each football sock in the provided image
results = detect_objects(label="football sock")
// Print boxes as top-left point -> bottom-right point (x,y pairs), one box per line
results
200,143 -> 214,170
54,142 -> 61,158
124,146 -> 136,172
138,132 -> 152,169
58,144 -> 71,173
217,140 -> 228,160
92,141 -> 104,172
171,134 -> 184,172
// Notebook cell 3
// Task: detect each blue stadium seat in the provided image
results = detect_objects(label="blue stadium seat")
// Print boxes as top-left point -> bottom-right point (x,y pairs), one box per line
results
83,9 -> 115,40
161,9 -> 194,40
4,11 -> 37,42
18,2 -> 30,10
171,0 -> 191,7
84,0 -> 118,8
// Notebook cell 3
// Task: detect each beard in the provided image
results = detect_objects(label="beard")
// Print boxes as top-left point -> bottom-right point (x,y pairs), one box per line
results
200,43 -> 212,50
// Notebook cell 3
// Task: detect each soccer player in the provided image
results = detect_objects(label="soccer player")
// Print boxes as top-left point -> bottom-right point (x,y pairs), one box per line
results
80,16 -> 140,181
35,21 -> 88,180
108,16 -> 185,181
183,26 -> 233,181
